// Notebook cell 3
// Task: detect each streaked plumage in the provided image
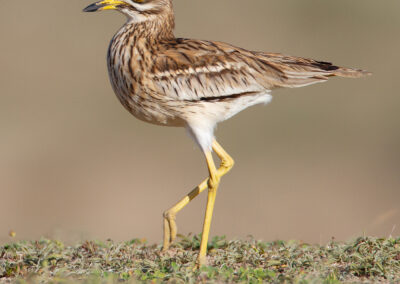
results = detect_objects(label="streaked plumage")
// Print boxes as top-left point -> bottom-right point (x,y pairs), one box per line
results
84,0 -> 370,266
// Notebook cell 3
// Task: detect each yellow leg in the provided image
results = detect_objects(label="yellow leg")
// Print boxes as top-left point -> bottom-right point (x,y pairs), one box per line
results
162,179 -> 208,251
197,142 -> 234,266
162,140 -> 234,255
213,140 -> 235,177
197,151 -> 219,266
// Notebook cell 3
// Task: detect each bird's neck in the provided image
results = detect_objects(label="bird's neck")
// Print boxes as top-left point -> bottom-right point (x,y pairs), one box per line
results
123,12 -> 175,42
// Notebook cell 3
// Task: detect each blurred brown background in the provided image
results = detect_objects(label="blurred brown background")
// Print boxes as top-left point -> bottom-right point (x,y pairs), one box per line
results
1,0 -> 399,245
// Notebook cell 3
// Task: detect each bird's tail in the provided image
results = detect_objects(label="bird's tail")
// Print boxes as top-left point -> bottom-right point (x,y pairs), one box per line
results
330,66 -> 372,78
311,60 -> 372,78
256,52 -> 372,88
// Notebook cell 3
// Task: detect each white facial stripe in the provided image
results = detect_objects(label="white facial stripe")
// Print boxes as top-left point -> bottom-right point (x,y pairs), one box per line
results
125,10 -> 157,23
126,0 -> 157,11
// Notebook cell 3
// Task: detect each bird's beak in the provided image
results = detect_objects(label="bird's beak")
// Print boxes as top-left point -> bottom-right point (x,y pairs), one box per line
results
83,0 -> 126,12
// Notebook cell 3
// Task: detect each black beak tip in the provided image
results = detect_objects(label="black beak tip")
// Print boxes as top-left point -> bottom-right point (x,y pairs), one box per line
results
83,3 -> 99,12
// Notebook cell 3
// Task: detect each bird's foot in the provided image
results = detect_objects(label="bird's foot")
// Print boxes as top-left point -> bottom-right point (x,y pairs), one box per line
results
196,254 -> 208,268
162,210 -> 177,251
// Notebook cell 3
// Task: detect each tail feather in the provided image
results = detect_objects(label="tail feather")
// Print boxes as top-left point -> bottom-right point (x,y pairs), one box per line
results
311,60 -> 371,78
256,52 -> 371,88
331,67 -> 372,78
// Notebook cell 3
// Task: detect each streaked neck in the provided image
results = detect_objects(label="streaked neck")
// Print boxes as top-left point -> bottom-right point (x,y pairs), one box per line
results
124,12 -> 175,41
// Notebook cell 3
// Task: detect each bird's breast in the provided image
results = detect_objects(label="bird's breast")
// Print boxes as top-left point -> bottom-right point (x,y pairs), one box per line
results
106,36 -> 184,127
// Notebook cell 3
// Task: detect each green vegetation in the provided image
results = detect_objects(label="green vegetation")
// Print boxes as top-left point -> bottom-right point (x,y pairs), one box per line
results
1,235 -> 399,283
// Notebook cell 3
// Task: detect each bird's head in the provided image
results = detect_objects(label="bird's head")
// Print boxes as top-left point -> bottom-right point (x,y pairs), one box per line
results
83,0 -> 173,23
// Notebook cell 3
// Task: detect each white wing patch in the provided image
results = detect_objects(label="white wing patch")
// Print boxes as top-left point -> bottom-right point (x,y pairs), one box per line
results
150,63 -> 244,79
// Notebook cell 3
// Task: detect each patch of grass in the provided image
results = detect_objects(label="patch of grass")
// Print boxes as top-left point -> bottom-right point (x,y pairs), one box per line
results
1,235 -> 399,283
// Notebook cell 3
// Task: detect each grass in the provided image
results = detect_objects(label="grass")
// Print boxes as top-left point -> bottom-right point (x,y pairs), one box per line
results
1,235 -> 399,283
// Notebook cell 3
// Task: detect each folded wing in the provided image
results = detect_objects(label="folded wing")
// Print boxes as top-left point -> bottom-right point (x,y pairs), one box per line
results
149,38 -> 370,101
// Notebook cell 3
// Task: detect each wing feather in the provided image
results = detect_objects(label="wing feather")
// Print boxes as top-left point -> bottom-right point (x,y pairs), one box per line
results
148,39 -> 369,101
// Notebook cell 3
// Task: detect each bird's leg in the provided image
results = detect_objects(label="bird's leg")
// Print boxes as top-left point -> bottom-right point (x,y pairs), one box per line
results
162,140 -> 234,254
197,141 -> 234,266
212,140 -> 235,177
197,151 -> 220,266
162,179 -> 208,251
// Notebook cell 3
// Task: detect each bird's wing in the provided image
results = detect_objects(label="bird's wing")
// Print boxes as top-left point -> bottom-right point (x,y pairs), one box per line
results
148,39 -> 369,101
148,39 -> 275,101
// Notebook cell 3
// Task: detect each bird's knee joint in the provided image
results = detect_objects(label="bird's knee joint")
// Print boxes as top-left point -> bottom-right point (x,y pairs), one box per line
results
221,157 -> 234,171
163,210 -> 176,220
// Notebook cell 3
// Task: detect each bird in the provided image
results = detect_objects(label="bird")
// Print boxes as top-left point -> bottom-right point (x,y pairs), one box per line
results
83,0 -> 370,266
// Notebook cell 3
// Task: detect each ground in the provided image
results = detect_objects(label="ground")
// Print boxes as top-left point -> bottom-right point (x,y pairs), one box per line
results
1,235 -> 399,283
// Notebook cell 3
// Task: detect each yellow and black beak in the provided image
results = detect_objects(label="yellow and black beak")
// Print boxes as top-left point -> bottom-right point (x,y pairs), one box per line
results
83,0 -> 126,12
